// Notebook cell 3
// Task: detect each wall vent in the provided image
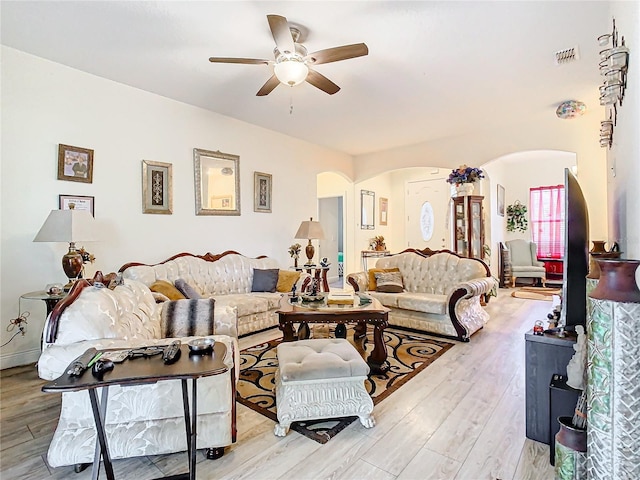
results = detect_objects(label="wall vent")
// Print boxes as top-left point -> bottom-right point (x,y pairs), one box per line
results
555,46 -> 580,65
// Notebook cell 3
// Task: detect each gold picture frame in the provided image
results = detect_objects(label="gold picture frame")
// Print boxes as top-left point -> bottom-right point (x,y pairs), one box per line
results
254,172 -> 272,213
194,148 -> 240,216
57,144 -> 94,183
142,160 -> 173,214
379,197 -> 388,226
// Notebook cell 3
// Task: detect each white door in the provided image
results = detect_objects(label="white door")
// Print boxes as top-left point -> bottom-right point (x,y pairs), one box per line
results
405,179 -> 451,250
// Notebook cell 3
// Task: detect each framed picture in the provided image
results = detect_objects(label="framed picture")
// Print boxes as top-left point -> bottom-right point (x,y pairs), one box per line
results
59,194 -> 95,216
57,144 -> 94,183
497,184 -> 505,217
142,160 -> 173,214
379,197 -> 389,226
254,171 -> 272,213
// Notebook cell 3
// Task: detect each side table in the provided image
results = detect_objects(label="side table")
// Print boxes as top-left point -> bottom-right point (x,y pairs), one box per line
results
21,290 -> 66,316
295,265 -> 330,292
21,291 -> 66,350
42,342 -> 230,480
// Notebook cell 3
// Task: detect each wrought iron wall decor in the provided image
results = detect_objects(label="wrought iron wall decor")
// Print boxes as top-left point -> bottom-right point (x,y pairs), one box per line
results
598,18 -> 629,149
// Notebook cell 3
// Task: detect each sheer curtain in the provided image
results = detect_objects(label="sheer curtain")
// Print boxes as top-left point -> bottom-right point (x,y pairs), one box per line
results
530,185 -> 565,258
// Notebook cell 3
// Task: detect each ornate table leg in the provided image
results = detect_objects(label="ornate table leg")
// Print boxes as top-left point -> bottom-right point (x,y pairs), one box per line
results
367,319 -> 389,374
279,318 -> 296,342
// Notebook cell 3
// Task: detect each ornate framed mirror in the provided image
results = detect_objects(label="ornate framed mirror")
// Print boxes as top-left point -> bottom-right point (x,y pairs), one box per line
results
194,148 -> 240,216
361,189 -> 375,229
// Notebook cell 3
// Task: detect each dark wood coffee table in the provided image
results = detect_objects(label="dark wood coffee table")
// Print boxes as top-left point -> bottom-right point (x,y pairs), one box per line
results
277,295 -> 390,374
42,342 -> 232,480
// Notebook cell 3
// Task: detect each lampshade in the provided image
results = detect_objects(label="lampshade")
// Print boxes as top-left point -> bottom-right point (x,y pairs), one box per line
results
274,59 -> 309,87
294,217 -> 325,240
34,209 -> 98,290
34,209 -> 98,243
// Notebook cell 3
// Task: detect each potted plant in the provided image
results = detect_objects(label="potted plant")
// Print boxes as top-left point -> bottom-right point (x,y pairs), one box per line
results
446,165 -> 484,196
288,243 -> 301,268
506,201 -> 528,232
370,235 -> 386,251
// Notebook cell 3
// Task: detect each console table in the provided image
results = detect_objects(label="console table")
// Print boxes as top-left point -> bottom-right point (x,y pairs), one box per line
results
42,343 -> 229,480
361,250 -> 391,271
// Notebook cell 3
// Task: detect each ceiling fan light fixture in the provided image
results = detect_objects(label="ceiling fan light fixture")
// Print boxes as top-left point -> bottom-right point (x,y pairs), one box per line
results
274,59 -> 309,86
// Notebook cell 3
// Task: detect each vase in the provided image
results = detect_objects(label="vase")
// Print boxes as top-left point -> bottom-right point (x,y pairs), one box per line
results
294,257 -> 298,268
587,258 -> 640,480
554,416 -> 587,480
455,183 -> 474,197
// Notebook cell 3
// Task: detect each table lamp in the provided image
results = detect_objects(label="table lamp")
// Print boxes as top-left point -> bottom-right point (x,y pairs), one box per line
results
294,217 -> 325,266
34,208 -> 98,291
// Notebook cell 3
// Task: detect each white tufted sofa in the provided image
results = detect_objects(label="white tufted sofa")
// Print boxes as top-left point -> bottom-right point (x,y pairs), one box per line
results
120,251 -> 309,337
38,278 -> 239,469
347,250 -> 496,341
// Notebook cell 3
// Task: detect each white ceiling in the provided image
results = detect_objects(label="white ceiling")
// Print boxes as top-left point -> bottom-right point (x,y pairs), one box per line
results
1,1 -> 609,156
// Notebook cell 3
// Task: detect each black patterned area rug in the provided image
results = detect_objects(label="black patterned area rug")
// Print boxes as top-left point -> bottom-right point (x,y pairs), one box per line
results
237,327 -> 454,444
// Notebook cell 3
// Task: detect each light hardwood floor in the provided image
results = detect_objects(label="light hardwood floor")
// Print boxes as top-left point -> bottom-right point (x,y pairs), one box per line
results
0,290 -> 555,480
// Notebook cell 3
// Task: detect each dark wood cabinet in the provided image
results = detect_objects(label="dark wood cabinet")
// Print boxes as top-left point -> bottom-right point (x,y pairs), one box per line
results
452,195 -> 484,259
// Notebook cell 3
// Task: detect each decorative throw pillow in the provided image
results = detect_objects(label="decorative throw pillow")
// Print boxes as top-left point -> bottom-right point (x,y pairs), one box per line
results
276,270 -> 301,293
251,268 -> 280,293
174,278 -> 202,299
149,280 -> 186,301
151,292 -> 171,303
368,267 -> 401,291
160,299 -> 215,338
375,271 -> 404,293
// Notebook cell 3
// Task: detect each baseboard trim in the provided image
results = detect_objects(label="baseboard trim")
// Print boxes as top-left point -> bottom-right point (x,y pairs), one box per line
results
0,348 -> 40,370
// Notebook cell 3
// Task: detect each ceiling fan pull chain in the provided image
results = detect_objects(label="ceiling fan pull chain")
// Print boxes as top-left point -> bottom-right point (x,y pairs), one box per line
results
290,93 -> 294,115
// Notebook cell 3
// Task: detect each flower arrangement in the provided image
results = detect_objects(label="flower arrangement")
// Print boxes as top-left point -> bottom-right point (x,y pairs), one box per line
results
370,235 -> 386,251
446,165 -> 484,185
288,243 -> 301,258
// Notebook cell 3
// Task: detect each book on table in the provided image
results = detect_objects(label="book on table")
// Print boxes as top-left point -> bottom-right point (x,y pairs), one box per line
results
327,292 -> 355,305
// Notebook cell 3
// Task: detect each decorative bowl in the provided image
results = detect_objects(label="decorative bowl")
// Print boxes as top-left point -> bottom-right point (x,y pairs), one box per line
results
188,338 -> 215,354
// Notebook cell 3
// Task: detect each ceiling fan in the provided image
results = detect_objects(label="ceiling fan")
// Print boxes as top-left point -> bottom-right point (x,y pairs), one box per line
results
209,14 -> 368,96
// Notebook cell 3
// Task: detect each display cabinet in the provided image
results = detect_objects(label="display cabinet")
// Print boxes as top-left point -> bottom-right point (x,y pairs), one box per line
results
452,195 -> 484,259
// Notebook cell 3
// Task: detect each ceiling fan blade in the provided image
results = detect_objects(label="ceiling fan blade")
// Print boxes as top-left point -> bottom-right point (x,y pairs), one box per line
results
209,57 -> 270,65
306,69 -> 340,95
256,75 -> 280,96
305,43 -> 369,65
267,14 -> 295,55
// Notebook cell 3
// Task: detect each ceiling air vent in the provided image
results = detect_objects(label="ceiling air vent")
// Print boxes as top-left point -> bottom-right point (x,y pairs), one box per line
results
555,46 -> 580,65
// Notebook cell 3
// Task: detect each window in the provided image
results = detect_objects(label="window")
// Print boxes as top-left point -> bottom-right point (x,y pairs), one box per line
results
530,185 -> 565,258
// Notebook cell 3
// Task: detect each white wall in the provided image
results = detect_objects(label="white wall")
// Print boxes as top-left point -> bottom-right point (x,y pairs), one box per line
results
353,112 -> 608,243
608,2 -> 640,259
354,172 -> 396,260
0,47 -> 352,367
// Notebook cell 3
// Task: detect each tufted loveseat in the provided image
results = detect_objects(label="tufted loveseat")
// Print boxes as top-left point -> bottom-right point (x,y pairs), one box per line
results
347,249 -> 496,341
120,251 -> 309,337
38,276 -> 239,469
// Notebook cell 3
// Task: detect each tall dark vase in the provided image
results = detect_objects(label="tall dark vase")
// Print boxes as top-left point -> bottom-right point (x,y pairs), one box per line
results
587,259 -> 640,480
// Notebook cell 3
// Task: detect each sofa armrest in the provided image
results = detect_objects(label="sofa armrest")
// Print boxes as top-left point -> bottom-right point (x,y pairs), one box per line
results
451,277 -> 497,300
346,272 -> 369,292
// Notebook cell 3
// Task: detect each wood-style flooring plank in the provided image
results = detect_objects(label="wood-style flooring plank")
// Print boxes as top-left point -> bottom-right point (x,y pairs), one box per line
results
396,447 -> 462,480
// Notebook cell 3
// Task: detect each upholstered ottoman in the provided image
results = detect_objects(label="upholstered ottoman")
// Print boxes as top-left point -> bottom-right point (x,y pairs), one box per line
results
274,338 -> 375,436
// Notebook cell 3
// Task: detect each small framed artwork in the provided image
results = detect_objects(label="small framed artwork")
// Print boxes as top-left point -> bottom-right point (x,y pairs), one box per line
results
57,144 -> 94,183
497,184 -> 505,217
379,197 -> 389,226
142,160 -> 173,214
59,194 -> 95,216
254,171 -> 272,213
